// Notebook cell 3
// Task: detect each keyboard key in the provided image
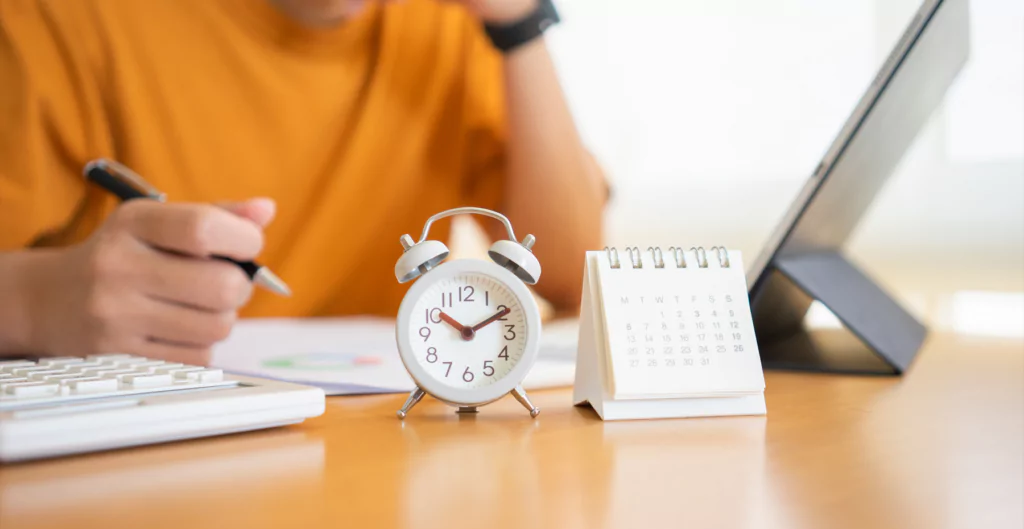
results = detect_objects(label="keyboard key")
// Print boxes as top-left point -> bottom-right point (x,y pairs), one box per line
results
67,378 -> 119,394
56,376 -> 103,386
123,360 -> 173,371
0,360 -> 35,370
61,361 -> 106,371
86,353 -> 134,360
78,368 -> 137,378
144,363 -> 183,373
28,370 -> 68,380
4,382 -> 60,398
37,357 -> 87,366
42,373 -> 97,382
122,374 -> 173,388
0,378 -> 29,388
157,366 -> 203,375
10,367 -> 54,376
112,357 -> 156,367
176,369 -> 223,383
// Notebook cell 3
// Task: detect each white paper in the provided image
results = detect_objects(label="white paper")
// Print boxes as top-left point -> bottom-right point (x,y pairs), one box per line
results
212,317 -> 578,396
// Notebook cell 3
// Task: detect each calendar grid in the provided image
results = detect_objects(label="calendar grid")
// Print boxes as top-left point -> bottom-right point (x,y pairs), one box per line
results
594,248 -> 766,399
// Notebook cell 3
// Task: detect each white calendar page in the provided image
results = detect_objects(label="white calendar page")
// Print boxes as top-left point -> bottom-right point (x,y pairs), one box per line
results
592,250 -> 765,400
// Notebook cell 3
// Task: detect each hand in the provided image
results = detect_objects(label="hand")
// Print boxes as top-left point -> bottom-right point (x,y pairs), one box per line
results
438,311 -> 476,341
470,306 -> 511,332
25,198 -> 276,365
446,0 -> 539,24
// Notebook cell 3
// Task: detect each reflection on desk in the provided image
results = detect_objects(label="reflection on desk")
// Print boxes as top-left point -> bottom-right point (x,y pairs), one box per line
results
1,432 -> 325,527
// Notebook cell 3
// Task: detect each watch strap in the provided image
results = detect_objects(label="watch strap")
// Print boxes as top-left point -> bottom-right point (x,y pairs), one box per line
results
483,0 -> 561,54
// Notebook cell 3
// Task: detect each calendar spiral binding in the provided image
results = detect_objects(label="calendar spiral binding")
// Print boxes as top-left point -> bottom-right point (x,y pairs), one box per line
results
603,246 -> 730,270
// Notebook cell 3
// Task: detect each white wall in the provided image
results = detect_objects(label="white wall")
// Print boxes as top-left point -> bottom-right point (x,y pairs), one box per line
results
544,0 -> 1024,292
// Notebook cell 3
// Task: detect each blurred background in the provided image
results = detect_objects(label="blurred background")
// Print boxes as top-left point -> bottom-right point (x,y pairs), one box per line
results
505,0 -> 1023,335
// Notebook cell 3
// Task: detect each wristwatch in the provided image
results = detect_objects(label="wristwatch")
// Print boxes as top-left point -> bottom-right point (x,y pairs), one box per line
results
484,0 -> 561,54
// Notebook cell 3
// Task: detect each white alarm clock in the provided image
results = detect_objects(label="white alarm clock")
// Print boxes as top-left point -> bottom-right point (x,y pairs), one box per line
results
393,207 -> 543,419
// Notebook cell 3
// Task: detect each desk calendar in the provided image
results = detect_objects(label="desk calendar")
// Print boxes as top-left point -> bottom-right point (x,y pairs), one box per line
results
573,247 -> 767,421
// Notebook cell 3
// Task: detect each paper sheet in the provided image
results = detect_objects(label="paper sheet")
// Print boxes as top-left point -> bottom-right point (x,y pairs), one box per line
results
212,318 -> 579,396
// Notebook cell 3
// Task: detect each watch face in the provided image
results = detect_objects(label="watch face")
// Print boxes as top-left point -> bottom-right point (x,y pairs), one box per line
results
406,271 -> 528,390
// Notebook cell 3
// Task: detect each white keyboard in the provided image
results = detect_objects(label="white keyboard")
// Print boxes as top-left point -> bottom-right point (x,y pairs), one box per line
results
0,355 -> 325,462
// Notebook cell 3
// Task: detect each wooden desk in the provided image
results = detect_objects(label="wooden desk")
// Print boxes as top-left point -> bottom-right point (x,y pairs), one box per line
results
2,332 -> 1021,529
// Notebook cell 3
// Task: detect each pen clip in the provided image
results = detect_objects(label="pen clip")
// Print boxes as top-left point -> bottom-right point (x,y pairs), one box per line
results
83,159 -> 167,201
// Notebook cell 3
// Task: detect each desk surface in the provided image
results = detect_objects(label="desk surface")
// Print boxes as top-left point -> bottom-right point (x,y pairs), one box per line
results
2,332 -> 1021,529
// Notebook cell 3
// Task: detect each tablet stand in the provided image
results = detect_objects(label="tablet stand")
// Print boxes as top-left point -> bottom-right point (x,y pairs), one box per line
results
751,251 -> 926,375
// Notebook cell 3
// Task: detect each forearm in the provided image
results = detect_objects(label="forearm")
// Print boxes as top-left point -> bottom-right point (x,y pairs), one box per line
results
500,37 -> 605,310
0,249 -> 58,355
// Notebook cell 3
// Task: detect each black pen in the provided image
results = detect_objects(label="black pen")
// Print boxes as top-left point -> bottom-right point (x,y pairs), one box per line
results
83,158 -> 292,297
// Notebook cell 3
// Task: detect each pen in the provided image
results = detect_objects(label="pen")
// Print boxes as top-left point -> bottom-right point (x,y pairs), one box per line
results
83,158 -> 293,297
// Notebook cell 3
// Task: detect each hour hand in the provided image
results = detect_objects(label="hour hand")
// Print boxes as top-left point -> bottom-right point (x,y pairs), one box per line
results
439,311 -> 475,341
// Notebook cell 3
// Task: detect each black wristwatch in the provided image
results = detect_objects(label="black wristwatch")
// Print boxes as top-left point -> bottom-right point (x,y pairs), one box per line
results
483,0 -> 560,54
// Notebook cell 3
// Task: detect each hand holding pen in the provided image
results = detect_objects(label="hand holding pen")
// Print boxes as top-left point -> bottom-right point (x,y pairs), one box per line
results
23,159 -> 290,363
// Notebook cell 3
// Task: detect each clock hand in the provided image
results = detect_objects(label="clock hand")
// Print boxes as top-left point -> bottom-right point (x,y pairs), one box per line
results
471,307 -> 512,332
439,311 -> 476,341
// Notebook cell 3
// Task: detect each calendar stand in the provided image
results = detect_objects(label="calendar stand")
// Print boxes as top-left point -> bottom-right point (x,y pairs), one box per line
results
573,248 -> 767,421
751,251 -> 926,375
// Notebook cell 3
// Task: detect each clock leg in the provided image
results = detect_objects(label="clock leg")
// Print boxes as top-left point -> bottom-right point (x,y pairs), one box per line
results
396,387 -> 426,419
511,385 -> 540,418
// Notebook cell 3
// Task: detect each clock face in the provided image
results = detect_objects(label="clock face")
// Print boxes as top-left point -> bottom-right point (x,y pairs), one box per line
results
406,272 -> 528,390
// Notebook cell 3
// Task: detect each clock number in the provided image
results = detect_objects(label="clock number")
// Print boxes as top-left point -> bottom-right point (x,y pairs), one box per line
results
419,327 -> 431,342
443,362 -> 453,377
426,308 -> 441,324
498,346 -> 509,360
504,325 -> 516,340
462,367 -> 475,383
483,361 -> 495,377
441,292 -> 453,308
495,305 -> 509,321
485,291 -> 489,306
459,286 -> 475,303
426,347 -> 438,363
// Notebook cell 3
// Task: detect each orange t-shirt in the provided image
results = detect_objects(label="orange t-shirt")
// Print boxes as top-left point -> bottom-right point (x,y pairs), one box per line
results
0,0 -> 507,317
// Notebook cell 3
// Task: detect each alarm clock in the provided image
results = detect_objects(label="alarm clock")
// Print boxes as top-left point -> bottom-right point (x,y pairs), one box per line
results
393,207 -> 543,419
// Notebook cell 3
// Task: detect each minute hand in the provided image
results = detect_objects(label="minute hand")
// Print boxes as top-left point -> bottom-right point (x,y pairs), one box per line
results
471,307 -> 512,332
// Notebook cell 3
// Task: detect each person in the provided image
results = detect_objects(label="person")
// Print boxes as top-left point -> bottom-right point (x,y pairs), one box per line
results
0,0 -> 605,363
